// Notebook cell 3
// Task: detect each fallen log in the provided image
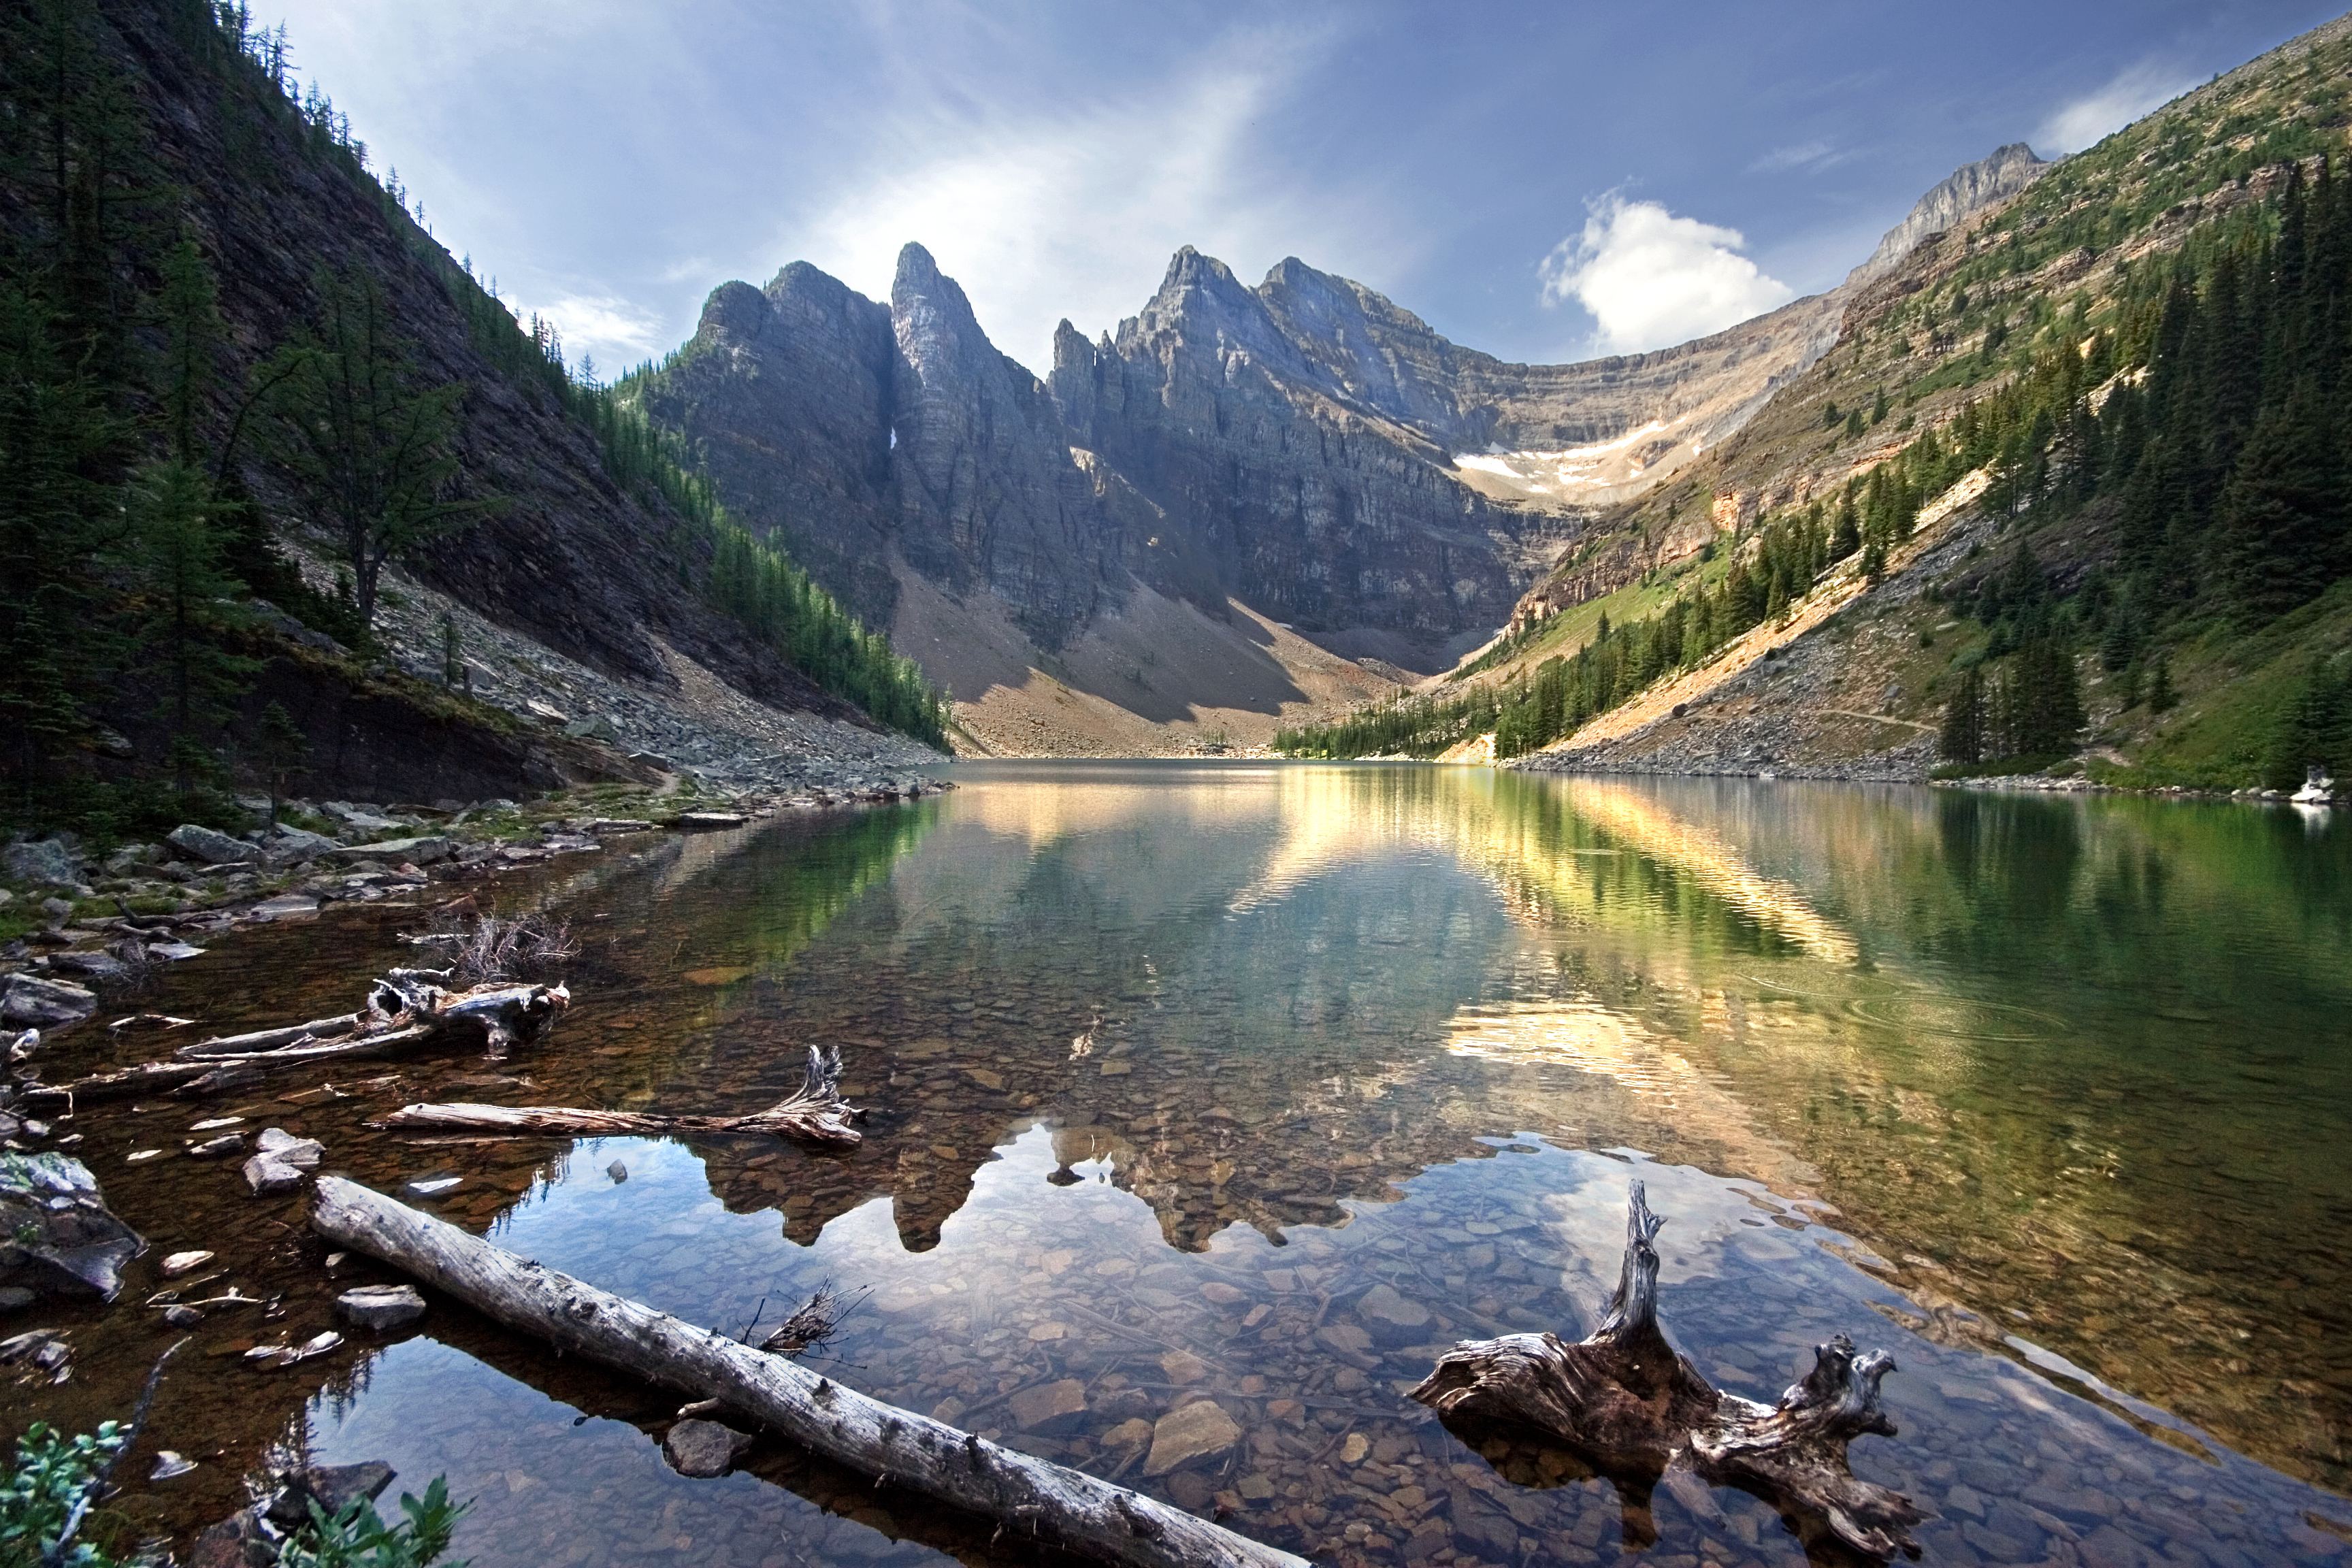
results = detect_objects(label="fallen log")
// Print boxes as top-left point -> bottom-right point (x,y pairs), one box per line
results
310,1176 -> 1305,1568
1409,1180 -> 1928,1561
22,977 -> 566,1107
174,1013 -> 362,1058
376,1044 -> 860,1147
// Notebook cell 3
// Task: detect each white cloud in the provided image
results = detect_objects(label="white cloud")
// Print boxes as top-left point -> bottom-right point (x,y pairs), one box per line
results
777,30 -> 1395,374
2038,60 -> 2195,156
1539,195 -> 1795,356
513,292 -> 665,374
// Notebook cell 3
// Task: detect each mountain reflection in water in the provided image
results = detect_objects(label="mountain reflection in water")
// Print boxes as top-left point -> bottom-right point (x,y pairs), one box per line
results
12,762 -> 2349,1568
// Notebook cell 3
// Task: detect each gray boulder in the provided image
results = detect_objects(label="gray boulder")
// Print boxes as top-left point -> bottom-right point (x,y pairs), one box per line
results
0,1153 -> 145,1300
323,803 -> 406,833
561,714 -> 623,744
2,975 -> 97,1028
47,951 -> 128,983
167,823 -> 250,866
330,836 -> 453,865
264,1461 -> 395,1527
3,840 -> 78,886
244,1130 -> 323,1195
257,1128 -> 325,1167
336,1284 -> 427,1330
265,827 -> 344,864
242,1156 -> 306,1196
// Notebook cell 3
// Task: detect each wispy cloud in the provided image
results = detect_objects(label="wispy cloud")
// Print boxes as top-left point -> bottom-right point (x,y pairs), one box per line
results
1750,140 -> 1847,175
2038,59 -> 2195,155
1540,195 -> 1795,355
514,291 -> 665,373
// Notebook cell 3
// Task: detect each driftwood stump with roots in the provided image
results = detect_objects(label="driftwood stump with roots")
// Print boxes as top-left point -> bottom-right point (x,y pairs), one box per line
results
1409,1181 -> 1929,1561
21,970 -> 570,1105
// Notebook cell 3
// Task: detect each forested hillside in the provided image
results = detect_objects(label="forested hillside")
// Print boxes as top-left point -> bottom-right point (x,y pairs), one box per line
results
1284,14 -> 2352,789
0,0 -> 941,838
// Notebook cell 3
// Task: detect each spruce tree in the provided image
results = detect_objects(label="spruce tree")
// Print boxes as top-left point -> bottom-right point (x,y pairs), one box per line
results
2218,380 -> 2342,625
1940,666 -> 1985,765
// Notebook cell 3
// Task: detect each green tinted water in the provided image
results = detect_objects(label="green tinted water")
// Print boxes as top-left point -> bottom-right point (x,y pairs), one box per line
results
12,764 -> 2349,1567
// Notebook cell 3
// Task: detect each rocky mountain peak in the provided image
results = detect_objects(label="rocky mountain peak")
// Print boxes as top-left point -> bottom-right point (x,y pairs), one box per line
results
693,279 -> 772,353
1846,142 -> 2050,290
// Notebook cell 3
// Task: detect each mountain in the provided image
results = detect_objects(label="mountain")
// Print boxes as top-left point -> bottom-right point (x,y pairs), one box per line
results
1284,10 -> 2352,794
634,148 -> 2040,755
0,0 -> 941,828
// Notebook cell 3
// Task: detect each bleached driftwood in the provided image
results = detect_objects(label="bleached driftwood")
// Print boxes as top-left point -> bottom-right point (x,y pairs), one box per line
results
22,975 -> 567,1105
377,1045 -> 859,1147
1410,1181 -> 1929,1560
310,1177 -> 1305,1568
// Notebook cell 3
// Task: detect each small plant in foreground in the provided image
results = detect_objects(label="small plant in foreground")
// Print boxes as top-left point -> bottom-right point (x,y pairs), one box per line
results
278,1478 -> 469,1568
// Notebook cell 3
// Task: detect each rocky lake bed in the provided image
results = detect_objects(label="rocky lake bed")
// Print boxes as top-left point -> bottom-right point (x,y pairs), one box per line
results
0,763 -> 2347,1568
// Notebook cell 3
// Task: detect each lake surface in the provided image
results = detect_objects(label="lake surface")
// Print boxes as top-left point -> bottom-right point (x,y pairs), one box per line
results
14,762 -> 2352,1567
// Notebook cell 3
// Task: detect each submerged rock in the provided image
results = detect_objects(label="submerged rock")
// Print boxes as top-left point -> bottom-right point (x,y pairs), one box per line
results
0,1153 -> 144,1300
263,1460 -> 395,1526
1008,1377 -> 1088,1433
244,1128 -> 325,1192
664,1418 -> 754,1477
1354,1281 -> 1432,1345
337,1284 -> 427,1331
1143,1398 -> 1240,1476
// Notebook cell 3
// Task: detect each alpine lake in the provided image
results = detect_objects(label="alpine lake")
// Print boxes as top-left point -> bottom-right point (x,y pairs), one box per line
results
10,761 -> 2351,1568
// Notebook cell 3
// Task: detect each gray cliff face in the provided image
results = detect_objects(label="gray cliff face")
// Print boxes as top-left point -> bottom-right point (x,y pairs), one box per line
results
647,265 -> 901,627
1063,247 -> 1552,650
888,245 -> 1128,644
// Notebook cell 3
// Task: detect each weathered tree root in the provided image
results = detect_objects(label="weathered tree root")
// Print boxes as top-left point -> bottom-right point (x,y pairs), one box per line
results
311,1176 -> 1304,1568
1409,1180 -> 1929,1561
376,1044 -> 860,1147
21,974 -> 568,1106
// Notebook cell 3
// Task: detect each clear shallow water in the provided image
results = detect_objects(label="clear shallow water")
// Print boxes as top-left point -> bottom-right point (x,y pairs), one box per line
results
12,763 -> 2352,1567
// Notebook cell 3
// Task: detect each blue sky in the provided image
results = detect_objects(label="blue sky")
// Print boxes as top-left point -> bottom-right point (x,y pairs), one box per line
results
270,1 -> 2347,377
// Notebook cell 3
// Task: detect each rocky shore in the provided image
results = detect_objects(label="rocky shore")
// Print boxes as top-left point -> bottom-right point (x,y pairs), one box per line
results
1,779 -> 950,1033
351,557 -> 945,796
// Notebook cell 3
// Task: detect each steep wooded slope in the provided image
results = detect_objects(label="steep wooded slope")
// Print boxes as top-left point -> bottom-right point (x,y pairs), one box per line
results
0,0 -> 939,820
1451,11 -> 2352,789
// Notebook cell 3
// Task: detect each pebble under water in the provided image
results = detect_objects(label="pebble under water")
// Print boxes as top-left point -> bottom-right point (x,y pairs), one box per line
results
8,762 -> 2350,1568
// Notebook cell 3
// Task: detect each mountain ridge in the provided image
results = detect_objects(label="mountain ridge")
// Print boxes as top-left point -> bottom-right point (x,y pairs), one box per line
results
639,142 -> 2044,753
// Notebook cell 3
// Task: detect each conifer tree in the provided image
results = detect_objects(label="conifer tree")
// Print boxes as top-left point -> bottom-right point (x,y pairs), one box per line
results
1940,666 -> 1985,765
261,270 -> 497,632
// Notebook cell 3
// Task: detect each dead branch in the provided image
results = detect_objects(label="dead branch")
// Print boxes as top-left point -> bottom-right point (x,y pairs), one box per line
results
403,912 -> 579,985
310,1176 -> 1306,1568
375,1045 -> 859,1147
1409,1180 -> 1929,1561
21,976 -> 568,1107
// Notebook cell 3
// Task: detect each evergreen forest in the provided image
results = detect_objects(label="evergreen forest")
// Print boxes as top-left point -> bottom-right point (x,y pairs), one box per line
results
0,0 -> 942,838
1281,154 -> 2352,783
